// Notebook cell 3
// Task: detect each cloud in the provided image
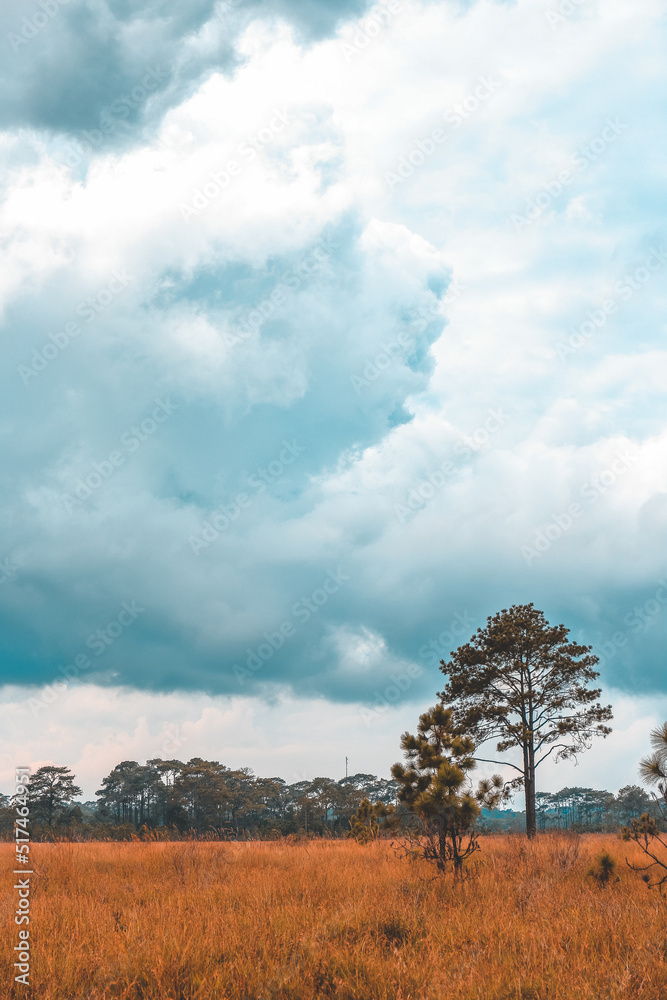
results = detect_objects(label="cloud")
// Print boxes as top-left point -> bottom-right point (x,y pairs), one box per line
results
1,0 -> 667,730
2,683 -> 664,798
0,0 -> 374,138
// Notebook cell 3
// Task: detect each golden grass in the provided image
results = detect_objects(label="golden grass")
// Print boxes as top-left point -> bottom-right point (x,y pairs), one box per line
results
2,834 -> 667,999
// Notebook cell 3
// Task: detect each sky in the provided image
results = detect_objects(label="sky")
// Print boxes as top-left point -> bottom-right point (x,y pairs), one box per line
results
1,0 -> 666,800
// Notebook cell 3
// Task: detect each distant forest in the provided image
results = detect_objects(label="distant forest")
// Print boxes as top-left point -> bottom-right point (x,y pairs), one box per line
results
1,758 -> 661,840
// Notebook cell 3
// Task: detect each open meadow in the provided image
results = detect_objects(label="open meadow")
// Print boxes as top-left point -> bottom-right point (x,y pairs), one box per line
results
3,834 -> 667,1000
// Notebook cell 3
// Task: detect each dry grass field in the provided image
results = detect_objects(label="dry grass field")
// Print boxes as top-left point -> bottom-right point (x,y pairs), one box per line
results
2,834 -> 667,1000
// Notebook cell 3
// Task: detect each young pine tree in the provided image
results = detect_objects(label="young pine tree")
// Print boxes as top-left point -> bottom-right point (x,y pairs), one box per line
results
391,704 -> 506,878
349,798 -> 395,843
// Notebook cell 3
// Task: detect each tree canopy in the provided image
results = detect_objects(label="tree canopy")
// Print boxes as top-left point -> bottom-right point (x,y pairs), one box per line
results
438,603 -> 613,836
28,765 -> 82,827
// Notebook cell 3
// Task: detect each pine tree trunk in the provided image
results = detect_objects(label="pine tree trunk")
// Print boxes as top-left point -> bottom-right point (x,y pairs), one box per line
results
522,741 -> 537,838
525,738 -> 537,838
525,772 -> 536,838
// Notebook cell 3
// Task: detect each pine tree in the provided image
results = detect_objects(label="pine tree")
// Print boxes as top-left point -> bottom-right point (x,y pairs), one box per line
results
638,723 -> 667,806
391,704 -> 506,877
623,724 -> 667,892
28,765 -> 82,827
349,798 -> 395,843
438,603 -> 613,837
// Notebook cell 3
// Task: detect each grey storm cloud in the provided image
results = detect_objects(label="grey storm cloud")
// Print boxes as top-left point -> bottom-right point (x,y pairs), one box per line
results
0,214 -> 454,699
2,0 -> 667,715
0,0 -> 373,137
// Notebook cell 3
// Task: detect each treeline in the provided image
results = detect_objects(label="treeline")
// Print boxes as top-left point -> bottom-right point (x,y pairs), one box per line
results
0,759 -> 660,841
536,785 -> 657,831
482,784 -> 661,833
0,760 -> 399,840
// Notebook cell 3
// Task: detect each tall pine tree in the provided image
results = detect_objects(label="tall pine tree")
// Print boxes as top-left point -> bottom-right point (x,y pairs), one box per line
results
438,603 -> 613,837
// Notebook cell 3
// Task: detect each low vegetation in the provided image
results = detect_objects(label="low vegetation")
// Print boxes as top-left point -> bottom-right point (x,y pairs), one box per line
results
3,834 -> 667,1000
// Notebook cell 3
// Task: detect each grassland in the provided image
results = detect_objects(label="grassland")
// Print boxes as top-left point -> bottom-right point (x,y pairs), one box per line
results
2,834 -> 667,999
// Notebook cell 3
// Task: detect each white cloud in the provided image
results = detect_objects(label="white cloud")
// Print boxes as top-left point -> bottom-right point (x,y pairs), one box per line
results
2,0 -> 667,756
1,683 -> 663,800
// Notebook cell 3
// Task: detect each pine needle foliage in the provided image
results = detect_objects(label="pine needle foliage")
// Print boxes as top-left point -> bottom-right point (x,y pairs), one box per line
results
438,603 -> 613,837
391,704 -> 507,878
